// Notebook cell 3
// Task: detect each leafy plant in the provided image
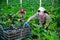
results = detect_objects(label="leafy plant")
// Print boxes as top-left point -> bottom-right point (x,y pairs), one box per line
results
0,0 -> 60,40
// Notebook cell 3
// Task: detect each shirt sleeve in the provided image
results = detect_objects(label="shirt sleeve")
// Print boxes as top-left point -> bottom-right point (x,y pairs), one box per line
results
46,13 -> 50,20
45,13 -> 51,28
27,12 -> 38,22
30,12 -> 38,19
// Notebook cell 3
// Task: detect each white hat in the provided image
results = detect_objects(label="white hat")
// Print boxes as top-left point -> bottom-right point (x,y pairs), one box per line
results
38,7 -> 46,11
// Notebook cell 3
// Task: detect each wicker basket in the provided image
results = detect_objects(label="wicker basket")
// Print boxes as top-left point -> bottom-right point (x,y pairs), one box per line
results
0,27 -> 32,40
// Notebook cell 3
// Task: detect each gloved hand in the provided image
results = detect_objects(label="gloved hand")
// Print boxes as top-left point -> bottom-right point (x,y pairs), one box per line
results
24,22 -> 29,27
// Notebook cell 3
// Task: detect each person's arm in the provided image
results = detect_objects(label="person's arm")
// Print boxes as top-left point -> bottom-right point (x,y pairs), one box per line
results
27,13 -> 38,22
45,14 -> 51,29
24,12 -> 38,26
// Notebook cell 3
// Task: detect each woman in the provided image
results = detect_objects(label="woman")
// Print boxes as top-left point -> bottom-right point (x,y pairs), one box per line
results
25,7 -> 51,29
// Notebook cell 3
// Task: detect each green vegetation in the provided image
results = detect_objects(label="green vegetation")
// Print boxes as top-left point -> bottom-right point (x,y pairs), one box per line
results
0,0 -> 60,40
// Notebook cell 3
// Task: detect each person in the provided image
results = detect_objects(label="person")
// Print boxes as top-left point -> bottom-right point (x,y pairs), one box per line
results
17,8 -> 26,16
17,8 -> 26,20
24,7 -> 51,29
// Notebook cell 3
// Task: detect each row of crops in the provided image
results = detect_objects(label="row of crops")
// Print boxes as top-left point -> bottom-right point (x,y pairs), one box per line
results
0,0 -> 60,40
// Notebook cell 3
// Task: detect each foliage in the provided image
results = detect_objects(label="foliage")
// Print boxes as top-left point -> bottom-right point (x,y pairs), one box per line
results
0,0 -> 60,40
